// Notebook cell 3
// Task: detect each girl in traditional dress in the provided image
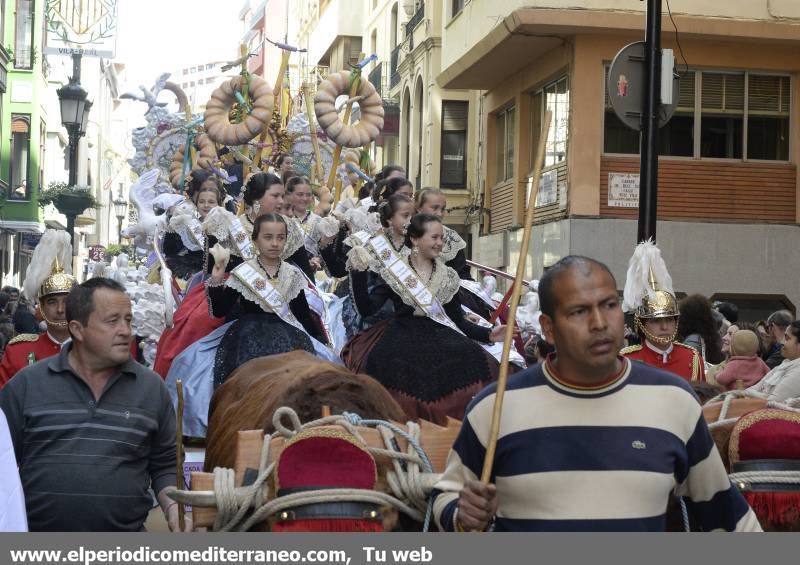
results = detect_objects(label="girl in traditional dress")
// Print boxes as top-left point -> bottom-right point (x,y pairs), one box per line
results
162,171 -> 223,280
239,172 -> 315,279
416,187 -> 525,356
344,213 -> 507,424
207,213 -> 331,387
285,176 -> 323,262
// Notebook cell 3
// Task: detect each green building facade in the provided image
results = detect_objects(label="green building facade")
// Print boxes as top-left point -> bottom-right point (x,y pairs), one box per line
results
0,0 -> 49,286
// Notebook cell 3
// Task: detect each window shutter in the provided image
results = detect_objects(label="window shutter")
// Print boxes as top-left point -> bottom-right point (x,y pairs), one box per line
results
442,101 -> 468,131
677,71 -> 695,111
702,73 -> 744,113
749,75 -> 790,115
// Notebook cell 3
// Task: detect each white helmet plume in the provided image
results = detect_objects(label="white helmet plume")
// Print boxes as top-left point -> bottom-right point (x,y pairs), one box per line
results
23,230 -> 73,301
622,239 -> 674,313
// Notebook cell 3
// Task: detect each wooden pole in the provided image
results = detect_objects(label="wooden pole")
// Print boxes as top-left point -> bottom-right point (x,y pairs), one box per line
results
479,111 -> 552,486
176,379 -> 186,531
302,83 -> 324,184
253,50 -> 292,172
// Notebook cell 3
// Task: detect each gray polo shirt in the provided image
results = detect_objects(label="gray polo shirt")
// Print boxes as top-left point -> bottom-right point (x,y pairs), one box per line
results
0,344 -> 177,531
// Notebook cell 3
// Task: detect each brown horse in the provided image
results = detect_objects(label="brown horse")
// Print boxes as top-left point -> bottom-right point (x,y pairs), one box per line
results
204,350 -> 405,471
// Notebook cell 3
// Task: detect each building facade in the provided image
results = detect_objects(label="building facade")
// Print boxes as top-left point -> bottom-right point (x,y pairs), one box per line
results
440,0 -> 800,317
0,0 -> 48,287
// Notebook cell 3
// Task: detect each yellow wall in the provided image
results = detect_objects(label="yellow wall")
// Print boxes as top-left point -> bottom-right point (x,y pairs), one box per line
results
480,31 -> 800,221
441,0 -> 800,73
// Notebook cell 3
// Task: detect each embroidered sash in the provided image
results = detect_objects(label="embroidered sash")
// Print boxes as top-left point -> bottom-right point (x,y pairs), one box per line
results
176,217 -> 205,252
229,263 -> 305,333
367,234 -> 464,335
228,217 -> 256,260
459,279 -> 497,309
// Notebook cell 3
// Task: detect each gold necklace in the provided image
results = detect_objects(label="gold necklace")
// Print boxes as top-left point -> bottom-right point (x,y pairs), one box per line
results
410,257 -> 435,284
257,257 -> 281,279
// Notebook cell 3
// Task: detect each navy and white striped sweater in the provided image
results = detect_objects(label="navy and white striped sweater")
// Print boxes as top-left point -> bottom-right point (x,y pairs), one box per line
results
433,357 -> 761,532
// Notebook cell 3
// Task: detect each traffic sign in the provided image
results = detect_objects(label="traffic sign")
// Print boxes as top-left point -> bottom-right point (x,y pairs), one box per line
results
607,42 -> 680,131
43,46 -> 114,58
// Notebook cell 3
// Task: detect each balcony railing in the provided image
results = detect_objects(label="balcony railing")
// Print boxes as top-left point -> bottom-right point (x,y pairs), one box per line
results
390,44 -> 401,89
405,2 -> 425,36
368,62 -> 382,98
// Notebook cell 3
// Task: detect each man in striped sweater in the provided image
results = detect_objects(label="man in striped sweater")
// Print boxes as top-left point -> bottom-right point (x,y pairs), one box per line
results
433,256 -> 760,532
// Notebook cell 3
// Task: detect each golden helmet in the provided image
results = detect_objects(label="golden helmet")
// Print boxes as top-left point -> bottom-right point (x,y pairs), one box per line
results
39,258 -> 77,298
623,240 -> 679,320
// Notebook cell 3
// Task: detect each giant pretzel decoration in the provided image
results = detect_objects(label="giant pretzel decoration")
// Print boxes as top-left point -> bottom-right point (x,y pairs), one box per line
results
204,75 -> 274,146
314,71 -> 385,148
168,133 -> 217,189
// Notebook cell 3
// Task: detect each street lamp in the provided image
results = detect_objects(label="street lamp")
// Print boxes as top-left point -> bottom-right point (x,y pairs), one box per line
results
113,197 -> 128,243
55,53 -> 91,257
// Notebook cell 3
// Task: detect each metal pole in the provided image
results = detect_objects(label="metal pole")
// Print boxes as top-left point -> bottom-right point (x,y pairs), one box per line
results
637,0 -> 662,243
117,218 -> 123,243
67,128 -> 80,186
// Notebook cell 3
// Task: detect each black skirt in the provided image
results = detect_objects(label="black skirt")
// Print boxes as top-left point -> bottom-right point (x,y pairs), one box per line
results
213,313 -> 314,388
361,316 -> 497,424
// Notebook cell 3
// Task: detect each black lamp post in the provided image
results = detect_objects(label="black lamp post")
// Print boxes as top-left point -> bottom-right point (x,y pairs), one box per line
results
55,53 -> 92,256
113,197 -> 128,243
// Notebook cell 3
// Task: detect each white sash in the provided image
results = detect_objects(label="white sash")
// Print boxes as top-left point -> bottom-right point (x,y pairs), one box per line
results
459,279 -> 497,309
367,234 -> 464,335
228,218 -> 256,260
229,263 -> 305,333
177,218 -> 205,252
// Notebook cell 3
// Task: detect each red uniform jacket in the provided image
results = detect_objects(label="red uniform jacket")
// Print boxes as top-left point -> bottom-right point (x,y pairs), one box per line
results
622,341 -> 705,383
0,333 -> 62,388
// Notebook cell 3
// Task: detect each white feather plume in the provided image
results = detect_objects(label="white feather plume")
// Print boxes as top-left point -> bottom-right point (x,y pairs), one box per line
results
622,239 -> 674,313
23,230 -> 73,300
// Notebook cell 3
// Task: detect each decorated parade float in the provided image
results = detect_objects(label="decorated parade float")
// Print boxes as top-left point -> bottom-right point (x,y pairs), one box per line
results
114,43 -> 799,533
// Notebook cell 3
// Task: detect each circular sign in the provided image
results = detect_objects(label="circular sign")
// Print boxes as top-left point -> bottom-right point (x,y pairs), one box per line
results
607,42 -> 680,131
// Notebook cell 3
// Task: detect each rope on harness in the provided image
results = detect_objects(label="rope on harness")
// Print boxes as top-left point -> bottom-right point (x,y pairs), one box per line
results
729,470 -> 800,487
207,407 -> 438,532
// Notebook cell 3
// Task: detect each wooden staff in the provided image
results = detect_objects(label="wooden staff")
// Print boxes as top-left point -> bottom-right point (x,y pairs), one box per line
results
176,379 -> 186,531
302,82 -> 324,184
253,49 -> 292,172
479,111 -> 551,487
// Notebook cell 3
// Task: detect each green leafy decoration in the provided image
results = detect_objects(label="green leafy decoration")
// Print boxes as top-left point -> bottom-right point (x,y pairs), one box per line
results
38,182 -> 101,210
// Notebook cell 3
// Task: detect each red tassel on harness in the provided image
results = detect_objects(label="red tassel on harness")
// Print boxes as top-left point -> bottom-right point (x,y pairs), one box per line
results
272,519 -> 383,533
742,492 -> 800,531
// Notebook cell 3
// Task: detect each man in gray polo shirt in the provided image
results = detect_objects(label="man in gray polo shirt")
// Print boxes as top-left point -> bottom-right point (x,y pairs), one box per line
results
0,278 -> 183,531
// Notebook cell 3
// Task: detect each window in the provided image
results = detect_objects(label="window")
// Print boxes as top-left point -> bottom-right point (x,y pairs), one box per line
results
747,75 -> 790,161
701,72 -> 743,159
495,105 -> 515,183
206,63 -> 213,70
9,115 -> 31,200
182,69 -> 188,75
603,69 -> 790,161
14,0 -> 35,69
530,76 -> 569,169
39,119 -> 45,192
440,101 -> 468,188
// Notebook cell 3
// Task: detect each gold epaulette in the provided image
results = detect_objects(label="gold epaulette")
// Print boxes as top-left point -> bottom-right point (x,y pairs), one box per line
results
8,333 -> 40,345
620,344 -> 643,355
674,342 -> 703,381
